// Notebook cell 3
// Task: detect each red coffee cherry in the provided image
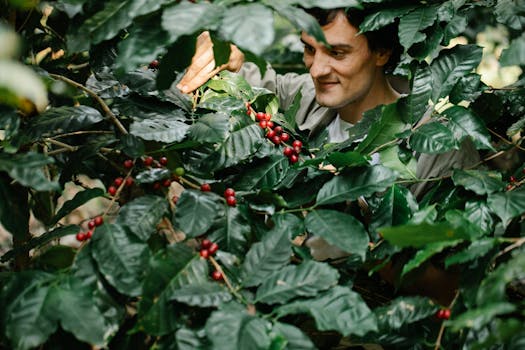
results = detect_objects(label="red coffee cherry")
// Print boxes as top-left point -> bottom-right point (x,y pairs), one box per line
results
224,188 -> 235,197
211,270 -> 223,281
208,242 -> 219,255
200,249 -> 210,259
226,196 -> 237,207
143,156 -> 154,166
94,216 -> 103,226
108,186 -> 117,196
201,238 -> 212,250
123,159 -> 134,169
113,177 -> 124,187
200,183 -> 211,192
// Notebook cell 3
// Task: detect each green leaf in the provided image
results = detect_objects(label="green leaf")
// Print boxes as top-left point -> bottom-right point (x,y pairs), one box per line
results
0,152 -> 59,191
326,151 -> 369,168
90,224 -> 150,296
445,105 -> 494,151
500,33 -> 525,67
379,222 -> 471,248
476,252 -> 525,304
241,219 -> 293,287
272,322 -> 316,350
464,201 -> 495,235
398,5 -> 439,49
116,195 -> 169,241
449,302 -> 517,332
26,105 -> 104,140
449,73 -> 483,104
46,275 -> 106,346
130,116 -> 190,143
255,261 -> 339,304
487,187 -> 525,227
168,282 -> 231,307
401,239 -> 463,277
235,156 -> 290,191
139,244 -> 208,335
115,19 -> 169,74
374,296 -> 437,331
452,169 -> 504,195
270,5 -> 325,45
316,165 -> 397,205
3,271 -> 57,350
402,65 -> 433,122
173,189 -> 222,237
51,188 -> 104,226
276,286 -> 377,337
430,45 -> 483,102
355,102 -> 409,155
205,308 -> 272,350
359,5 -> 415,33
208,205 -> 251,255
161,1 -> 222,42
202,123 -> 264,172
219,3 -> 274,55
445,238 -> 499,268
189,112 -> 231,143
495,0 -> 524,30
305,209 -> 369,260
135,168 -> 171,184
409,122 -> 456,154
369,185 -> 418,235
378,145 -> 417,180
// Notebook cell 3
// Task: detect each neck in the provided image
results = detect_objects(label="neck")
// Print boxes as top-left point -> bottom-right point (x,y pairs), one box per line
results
337,74 -> 400,124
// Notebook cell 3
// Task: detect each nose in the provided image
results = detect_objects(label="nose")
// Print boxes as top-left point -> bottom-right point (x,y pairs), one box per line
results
308,52 -> 331,79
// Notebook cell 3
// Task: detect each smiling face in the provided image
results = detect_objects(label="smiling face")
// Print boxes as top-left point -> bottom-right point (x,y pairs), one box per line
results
301,11 -> 393,120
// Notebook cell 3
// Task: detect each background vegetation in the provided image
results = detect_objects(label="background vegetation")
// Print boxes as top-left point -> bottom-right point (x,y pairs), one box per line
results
1,0 -> 524,349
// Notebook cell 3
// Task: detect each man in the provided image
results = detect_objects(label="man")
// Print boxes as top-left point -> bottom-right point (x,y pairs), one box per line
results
177,7 -> 477,306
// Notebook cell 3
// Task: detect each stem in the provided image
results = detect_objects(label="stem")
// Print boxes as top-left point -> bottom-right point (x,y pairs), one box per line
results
492,237 -> 525,261
488,128 -> 525,152
49,74 -> 128,135
209,256 -> 246,303
178,176 -> 200,190
47,130 -> 113,139
434,291 -> 459,350
44,138 -> 78,151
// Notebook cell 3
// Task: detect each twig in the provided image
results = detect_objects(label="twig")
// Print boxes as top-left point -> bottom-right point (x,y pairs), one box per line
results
178,176 -> 200,190
49,73 -> 128,135
492,237 -> 525,262
47,130 -> 113,139
488,128 -> 525,152
434,291 -> 460,350
209,256 -> 241,299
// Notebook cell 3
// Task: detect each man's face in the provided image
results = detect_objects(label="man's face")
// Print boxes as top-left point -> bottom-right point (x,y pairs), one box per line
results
301,11 -> 387,109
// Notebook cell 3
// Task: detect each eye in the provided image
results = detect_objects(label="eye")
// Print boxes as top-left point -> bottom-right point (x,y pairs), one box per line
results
303,44 -> 315,55
330,50 -> 346,59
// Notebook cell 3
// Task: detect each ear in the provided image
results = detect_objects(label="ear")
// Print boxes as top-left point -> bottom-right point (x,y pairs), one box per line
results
375,48 -> 392,67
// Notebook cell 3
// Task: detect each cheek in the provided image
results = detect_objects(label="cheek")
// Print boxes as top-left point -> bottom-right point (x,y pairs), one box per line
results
303,54 -> 312,68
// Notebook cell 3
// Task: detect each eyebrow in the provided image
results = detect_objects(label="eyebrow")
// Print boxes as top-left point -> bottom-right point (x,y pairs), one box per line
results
300,38 -> 352,50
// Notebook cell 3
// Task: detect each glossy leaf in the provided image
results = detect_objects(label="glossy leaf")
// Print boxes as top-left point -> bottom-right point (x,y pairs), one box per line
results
0,152 -> 59,191
445,238 -> 499,268
379,222 -> 471,248
116,195 -> 169,241
449,302 -> 516,332
205,308 -> 272,350
51,188 -> 104,226
275,286 -> 377,337
255,261 -> 339,304
161,1 -> 222,42
316,165 -> 397,205
173,189 -> 222,237
201,123 -> 264,172
374,296 -> 437,331
452,169 -> 504,195
305,209 -> 369,260
26,105 -> 104,140
359,5 -> 416,32
188,112 -> 231,143
272,322 -> 316,350
403,65 -> 432,122
139,244 -> 208,335
168,282 -> 231,307
500,33 -> 525,67
242,219 -> 293,287
270,5 -> 325,45
445,105 -> 494,150
398,5 -> 439,49
130,116 -> 190,143
90,224 -> 150,296
208,205 -> 251,255
235,156 -> 290,191
135,168 -> 171,184
219,3 -> 274,55
430,45 -> 483,102
463,200 -> 495,235
378,145 -> 417,180
401,239 -> 463,277
487,187 -> 525,227
409,122 -> 456,154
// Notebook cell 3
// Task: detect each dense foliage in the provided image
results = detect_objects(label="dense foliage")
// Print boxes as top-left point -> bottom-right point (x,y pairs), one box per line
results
1,0 -> 525,349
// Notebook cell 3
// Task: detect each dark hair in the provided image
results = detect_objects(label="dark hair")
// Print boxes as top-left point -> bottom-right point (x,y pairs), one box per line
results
305,7 -> 402,74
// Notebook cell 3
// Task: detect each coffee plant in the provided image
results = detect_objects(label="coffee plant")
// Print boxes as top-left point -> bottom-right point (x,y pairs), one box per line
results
1,0 -> 524,349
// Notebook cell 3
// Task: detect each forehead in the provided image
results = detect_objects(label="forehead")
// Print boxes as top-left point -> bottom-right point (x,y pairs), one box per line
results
301,11 -> 367,48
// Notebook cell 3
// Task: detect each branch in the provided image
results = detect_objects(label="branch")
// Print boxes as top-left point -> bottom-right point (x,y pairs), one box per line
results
49,74 -> 128,135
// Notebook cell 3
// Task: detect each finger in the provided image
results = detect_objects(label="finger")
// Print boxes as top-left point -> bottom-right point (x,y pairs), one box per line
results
178,63 -> 221,94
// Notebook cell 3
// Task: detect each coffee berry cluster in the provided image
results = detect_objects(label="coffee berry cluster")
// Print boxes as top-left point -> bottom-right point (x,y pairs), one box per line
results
435,308 -> 451,320
246,103 -> 303,164
76,215 -> 104,242
200,184 -> 237,207
505,168 -> 525,191
198,239 -> 223,281
107,155 -> 173,197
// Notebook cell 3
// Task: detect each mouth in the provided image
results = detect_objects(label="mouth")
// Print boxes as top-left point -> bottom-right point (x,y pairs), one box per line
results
315,81 -> 339,90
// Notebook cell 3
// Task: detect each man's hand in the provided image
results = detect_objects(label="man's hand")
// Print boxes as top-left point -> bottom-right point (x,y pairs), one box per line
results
176,31 -> 245,94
